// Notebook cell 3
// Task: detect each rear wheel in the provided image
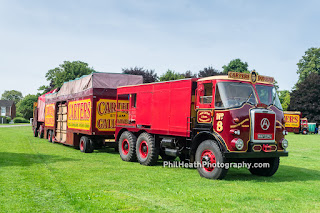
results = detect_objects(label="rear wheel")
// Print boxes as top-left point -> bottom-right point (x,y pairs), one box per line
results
38,127 -> 44,138
302,128 -> 308,135
79,136 -> 94,153
48,130 -> 53,142
195,140 -> 228,179
33,128 -> 38,137
136,132 -> 159,166
119,131 -> 137,162
248,157 -> 280,177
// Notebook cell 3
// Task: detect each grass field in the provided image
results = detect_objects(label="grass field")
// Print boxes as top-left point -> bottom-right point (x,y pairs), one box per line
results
0,123 -> 30,125
0,126 -> 319,212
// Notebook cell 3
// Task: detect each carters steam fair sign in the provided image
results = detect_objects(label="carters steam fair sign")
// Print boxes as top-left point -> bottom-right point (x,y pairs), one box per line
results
45,104 -> 55,127
67,99 -> 92,130
284,114 -> 300,128
96,99 -> 129,131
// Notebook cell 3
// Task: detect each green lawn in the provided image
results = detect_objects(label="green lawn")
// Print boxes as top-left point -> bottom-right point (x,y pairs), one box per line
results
0,123 -> 30,125
0,127 -> 319,212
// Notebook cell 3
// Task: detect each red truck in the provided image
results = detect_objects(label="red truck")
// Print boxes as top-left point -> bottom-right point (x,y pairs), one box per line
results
115,71 -> 289,179
32,73 -> 142,152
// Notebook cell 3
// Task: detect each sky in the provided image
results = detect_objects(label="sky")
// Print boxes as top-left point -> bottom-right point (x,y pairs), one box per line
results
0,0 -> 319,97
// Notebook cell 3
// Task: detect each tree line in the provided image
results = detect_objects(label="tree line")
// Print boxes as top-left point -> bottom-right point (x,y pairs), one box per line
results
1,47 -> 319,123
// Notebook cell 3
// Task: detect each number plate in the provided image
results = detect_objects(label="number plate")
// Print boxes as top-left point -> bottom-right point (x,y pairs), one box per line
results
257,134 -> 272,139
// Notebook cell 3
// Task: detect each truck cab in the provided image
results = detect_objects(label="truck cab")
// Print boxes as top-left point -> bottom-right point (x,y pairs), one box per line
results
301,118 -> 309,134
191,71 -> 288,178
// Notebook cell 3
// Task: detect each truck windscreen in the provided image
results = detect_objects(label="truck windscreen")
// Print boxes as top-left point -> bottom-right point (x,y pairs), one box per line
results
255,85 -> 283,110
215,82 -> 257,109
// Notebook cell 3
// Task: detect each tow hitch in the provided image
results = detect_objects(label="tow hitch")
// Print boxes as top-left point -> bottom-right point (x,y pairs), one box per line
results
262,144 -> 273,152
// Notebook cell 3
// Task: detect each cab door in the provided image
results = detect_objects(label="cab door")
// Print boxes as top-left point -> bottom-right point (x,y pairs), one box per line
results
196,81 -> 214,124
129,94 -> 137,123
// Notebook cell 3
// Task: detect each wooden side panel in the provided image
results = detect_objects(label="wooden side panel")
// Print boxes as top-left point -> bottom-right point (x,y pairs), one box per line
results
56,104 -> 67,143
66,131 -> 81,146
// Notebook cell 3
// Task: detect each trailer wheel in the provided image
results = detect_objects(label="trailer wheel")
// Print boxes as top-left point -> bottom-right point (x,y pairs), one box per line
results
248,157 -> 280,177
33,128 -> 38,137
79,136 -> 94,153
119,131 -> 137,162
136,132 -> 159,166
38,128 -> 44,139
195,140 -> 228,180
48,130 -> 53,142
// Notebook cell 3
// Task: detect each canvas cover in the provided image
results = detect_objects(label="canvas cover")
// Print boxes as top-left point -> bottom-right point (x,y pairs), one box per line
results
46,73 -> 143,101
37,89 -> 58,122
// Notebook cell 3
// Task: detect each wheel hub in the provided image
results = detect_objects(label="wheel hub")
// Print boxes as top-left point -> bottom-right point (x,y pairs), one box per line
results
139,141 -> 148,158
201,150 -> 216,172
122,139 -> 129,155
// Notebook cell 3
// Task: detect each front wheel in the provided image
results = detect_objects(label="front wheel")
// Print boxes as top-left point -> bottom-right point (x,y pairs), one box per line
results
302,129 -> 308,135
248,157 -> 280,177
195,140 -> 228,179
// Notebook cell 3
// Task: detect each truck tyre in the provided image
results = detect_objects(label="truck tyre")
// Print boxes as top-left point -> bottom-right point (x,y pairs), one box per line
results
195,140 -> 228,180
48,130 -> 53,142
33,128 -> 38,137
79,136 -> 94,153
119,131 -> 137,162
248,157 -> 280,177
136,132 -> 159,166
38,126 -> 44,139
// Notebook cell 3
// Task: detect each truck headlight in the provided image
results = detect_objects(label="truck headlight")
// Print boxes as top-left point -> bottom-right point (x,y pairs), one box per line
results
281,138 -> 288,149
231,138 -> 244,150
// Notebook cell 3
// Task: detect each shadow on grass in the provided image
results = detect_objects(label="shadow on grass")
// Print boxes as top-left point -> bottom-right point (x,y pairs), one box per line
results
94,147 -> 119,155
225,165 -> 320,182
149,159 -> 320,182
0,152 -> 74,167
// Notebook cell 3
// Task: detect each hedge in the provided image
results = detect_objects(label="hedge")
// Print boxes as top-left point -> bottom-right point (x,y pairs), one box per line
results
13,117 -> 29,123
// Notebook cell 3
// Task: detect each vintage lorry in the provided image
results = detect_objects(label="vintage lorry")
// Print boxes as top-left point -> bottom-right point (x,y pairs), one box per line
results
115,71 -> 289,179
32,73 -> 143,152
283,111 -> 309,134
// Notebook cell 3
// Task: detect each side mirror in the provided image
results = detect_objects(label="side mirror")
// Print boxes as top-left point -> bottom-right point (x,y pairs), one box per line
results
198,84 -> 204,92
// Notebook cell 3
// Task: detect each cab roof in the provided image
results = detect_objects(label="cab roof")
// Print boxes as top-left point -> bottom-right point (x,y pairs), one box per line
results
198,71 -> 274,85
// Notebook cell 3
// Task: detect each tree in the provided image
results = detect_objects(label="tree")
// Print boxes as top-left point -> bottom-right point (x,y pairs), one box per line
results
198,66 -> 222,77
288,73 -> 320,123
182,70 -> 197,78
17,94 -> 38,120
122,67 -> 158,83
1,90 -> 23,104
297,47 -> 320,83
39,61 -> 96,93
222,59 -> 250,74
159,70 -> 184,81
278,90 -> 290,111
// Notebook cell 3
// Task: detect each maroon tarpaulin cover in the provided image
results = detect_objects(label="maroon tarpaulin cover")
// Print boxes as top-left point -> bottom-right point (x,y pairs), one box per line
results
45,72 -> 143,101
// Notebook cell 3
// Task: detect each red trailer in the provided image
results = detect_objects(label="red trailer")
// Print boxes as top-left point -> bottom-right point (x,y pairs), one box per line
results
115,71 -> 289,179
284,111 -> 309,134
32,89 -> 58,138
34,73 -> 142,152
